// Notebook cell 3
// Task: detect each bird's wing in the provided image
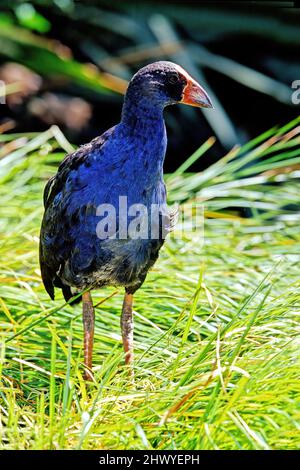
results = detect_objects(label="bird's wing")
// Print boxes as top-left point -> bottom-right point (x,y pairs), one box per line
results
40,126 -> 116,301
43,127 -> 115,210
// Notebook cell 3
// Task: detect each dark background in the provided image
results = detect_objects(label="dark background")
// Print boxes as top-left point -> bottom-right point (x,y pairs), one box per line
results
0,1 -> 299,171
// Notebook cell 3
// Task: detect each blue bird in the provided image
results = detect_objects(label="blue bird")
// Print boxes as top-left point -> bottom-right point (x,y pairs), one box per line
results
39,61 -> 212,380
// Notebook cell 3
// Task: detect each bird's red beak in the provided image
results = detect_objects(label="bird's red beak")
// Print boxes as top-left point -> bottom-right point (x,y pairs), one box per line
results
181,76 -> 213,108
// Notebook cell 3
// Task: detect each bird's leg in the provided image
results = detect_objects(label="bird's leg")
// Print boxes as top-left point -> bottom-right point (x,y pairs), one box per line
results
121,292 -> 134,377
82,291 -> 95,381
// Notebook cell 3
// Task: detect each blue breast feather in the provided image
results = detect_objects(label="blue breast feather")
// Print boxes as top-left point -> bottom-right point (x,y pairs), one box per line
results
40,116 -> 170,296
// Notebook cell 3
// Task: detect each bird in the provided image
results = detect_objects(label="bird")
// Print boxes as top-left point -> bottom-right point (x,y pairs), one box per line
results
39,61 -> 212,381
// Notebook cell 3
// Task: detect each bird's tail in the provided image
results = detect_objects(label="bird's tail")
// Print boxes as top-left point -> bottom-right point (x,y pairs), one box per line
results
62,284 -> 82,305
53,277 -> 82,305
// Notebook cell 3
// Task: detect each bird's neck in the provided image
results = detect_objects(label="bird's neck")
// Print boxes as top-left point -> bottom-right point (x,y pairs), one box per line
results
120,96 -> 167,173
121,94 -> 165,127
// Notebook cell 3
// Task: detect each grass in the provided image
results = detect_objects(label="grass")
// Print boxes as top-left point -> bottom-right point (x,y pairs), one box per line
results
0,120 -> 300,450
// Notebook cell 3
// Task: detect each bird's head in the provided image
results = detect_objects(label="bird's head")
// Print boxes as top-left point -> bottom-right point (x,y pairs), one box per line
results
125,61 -> 213,110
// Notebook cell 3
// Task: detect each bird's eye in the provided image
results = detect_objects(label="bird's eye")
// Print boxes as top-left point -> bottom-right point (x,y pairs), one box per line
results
168,74 -> 179,84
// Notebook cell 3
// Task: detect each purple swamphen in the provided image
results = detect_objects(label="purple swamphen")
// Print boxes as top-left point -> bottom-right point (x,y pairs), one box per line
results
39,62 -> 212,380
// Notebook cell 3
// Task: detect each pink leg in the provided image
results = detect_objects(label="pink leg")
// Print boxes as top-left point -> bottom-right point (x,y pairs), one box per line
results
82,291 -> 95,381
121,292 -> 134,377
